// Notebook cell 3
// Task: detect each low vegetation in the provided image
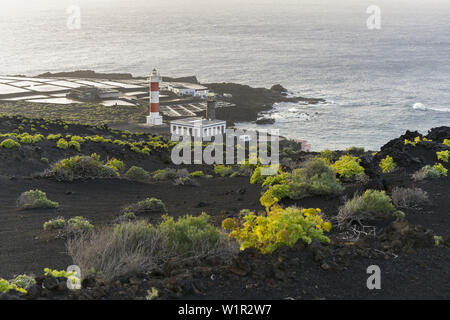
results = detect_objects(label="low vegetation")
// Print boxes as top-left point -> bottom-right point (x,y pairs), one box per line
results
379,155 -> 397,173
43,217 -> 66,231
332,155 -> 365,178
125,166 -> 150,182
288,159 -> 343,199
17,189 -> 59,209
0,138 -> 20,149
436,150 -> 449,163
222,206 -> 331,254
122,197 -> 167,215
45,154 -> 118,181
391,187 -> 429,208
337,190 -> 400,228
68,213 -> 235,281
412,164 -> 448,180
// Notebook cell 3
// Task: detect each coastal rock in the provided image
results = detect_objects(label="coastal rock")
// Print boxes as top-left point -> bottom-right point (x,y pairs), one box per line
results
255,118 -> 275,125
270,84 -> 288,93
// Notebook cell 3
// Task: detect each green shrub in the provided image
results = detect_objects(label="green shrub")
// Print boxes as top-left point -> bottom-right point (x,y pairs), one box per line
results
250,166 -> 279,184
43,217 -> 66,231
346,146 -> 365,156
19,133 -> 44,144
47,134 -> 62,140
106,158 -> 125,172
223,206 -> 330,254
260,184 -> 292,209
113,220 -> 155,249
262,172 -> 289,187
0,278 -> 27,294
10,275 -> 36,290
413,164 -> 446,180
43,268 -> 77,279
123,197 -> 167,215
320,149 -> 336,164
288,159 -> 343,199
0,138 -> 20,149
48,154 -> 118,181
18,189 -> 59,209
121,211 -> 136,220
337,190 -> 397,227
125,166 -> 150,182
158,213 -> 221,254
68,214 -> 233,282
433,163 -> 448,176
190,170 -> 204,177
56,138 -> 69,150
152,168 -> 177,180
68,140 -> 81,151
70,136 -> 85,143
333,155 -> 365,178
379,155 -> 397,173
66,216 -> 94,235
436,150 -> 449,163
442,139 -> 450,147
214,164 -> 233,177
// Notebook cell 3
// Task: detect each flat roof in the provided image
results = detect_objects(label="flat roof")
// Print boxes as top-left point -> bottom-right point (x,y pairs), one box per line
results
165,82 -> 208,91
171,117 -> 226,127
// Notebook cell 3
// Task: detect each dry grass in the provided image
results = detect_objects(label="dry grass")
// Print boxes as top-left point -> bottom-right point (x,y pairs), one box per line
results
391,187 -> 429,208
67,219 -> 237,282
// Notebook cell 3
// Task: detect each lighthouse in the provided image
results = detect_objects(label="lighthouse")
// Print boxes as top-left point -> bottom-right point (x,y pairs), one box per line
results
146,68 -> 163,125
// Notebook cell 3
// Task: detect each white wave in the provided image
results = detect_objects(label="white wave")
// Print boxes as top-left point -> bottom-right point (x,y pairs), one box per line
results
412,103 -> 427,110
412,102 -> 450,112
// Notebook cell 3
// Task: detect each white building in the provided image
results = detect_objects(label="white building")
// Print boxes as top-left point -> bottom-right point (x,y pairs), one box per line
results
97,88 -> 120,99
166,82 -> 209,98
170,117 -> 226,139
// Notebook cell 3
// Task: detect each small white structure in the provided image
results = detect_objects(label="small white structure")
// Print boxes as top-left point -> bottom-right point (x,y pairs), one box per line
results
97,88 -> 120,99
170,117 -> 226,139
167,82 -> 209,98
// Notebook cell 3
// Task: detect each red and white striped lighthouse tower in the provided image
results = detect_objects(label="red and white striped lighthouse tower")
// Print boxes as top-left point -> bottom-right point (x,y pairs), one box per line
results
146,68 -> 163,125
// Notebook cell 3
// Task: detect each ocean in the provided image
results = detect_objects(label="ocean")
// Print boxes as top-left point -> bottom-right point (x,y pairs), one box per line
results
1,0 -> 449,150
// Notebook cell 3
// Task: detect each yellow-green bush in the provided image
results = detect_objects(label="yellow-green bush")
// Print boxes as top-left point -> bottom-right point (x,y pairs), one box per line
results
0,278 -> 27,294
443,139 -> 450,147
223,206 -> 331,254
379,155 -> 397,173
437,150 -> 449,163
433,163 -> 448,176
214,164 -> 234,177
47,134 -> 62,140
333,155 -> 365,178
66,216 -> 94,235
190,170 -> 204,177
260,184 -> 291,210
68,140 -> 81,151
56,138 -> 69,150
43,217 -> 66,231
106,158 -> 125,172
0,138 -> 20,149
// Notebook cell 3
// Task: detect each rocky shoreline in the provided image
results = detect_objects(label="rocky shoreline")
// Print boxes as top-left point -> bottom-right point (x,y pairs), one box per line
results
36,70 -> 325,125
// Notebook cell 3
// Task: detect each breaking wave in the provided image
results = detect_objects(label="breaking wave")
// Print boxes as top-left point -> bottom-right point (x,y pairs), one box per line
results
412,103 -> 450,112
